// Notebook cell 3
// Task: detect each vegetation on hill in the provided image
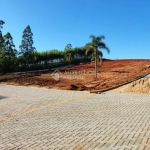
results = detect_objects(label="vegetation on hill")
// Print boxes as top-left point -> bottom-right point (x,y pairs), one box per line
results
0,20 -> 109,73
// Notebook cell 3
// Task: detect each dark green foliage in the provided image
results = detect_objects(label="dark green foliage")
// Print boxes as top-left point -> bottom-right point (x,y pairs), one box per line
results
16,47 -> 91,71
64,44 -> 74,65
3,32 -> 17,56
0,20 -> 5,34
19,25 -> 35,71
19,25 -> 35,54
0,20 -> 5,52
65,43 -> 72,50
0,32 -> 18,73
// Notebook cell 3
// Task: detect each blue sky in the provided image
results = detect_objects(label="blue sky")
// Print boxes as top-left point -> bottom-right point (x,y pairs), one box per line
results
0,0 -> 150,59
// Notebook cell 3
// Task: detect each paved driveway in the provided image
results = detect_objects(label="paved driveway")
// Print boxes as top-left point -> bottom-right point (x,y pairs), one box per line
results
0,85 -> 150,150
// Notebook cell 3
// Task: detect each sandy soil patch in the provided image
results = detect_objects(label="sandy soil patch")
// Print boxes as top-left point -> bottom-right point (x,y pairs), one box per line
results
110,78 -> 150,94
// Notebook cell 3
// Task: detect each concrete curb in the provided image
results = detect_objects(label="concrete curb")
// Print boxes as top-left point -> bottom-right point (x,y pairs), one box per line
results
90,72 -> 150,94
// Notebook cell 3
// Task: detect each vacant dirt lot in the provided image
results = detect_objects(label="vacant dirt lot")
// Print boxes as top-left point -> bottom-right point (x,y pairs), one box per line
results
0,59 -> 150,91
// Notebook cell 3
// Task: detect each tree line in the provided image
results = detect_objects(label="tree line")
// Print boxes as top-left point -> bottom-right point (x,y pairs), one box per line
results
0,20 -> 110,78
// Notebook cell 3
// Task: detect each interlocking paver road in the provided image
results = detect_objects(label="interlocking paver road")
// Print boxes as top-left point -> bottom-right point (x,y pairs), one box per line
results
0,85 -> 150,150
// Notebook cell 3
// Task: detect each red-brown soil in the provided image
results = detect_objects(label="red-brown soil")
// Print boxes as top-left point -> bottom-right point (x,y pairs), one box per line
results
0,59 -> 150,91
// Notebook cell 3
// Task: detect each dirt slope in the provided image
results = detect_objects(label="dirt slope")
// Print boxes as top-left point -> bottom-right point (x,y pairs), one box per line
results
0,59 -> 150,92
109,77 -> 150,94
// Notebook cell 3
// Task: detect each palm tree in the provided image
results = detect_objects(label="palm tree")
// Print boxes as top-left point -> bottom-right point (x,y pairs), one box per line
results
85,35 -> 110,79
90,50 -> 103,65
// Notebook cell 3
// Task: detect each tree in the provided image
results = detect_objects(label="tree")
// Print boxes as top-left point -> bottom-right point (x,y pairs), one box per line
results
90,50 -> 103,64
1,32 -> 18,72
65,43 -> 72,50
0,20 -> 5,50
64,44 -> 74,65
19,25 -> 35,71
0,20 -> 5,73
85,35 -> 110,79
65,52 -> 74,65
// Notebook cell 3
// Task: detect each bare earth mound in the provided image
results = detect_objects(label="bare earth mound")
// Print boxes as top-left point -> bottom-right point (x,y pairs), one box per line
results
0,59 -> 150,93
122,78 -> 150,94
